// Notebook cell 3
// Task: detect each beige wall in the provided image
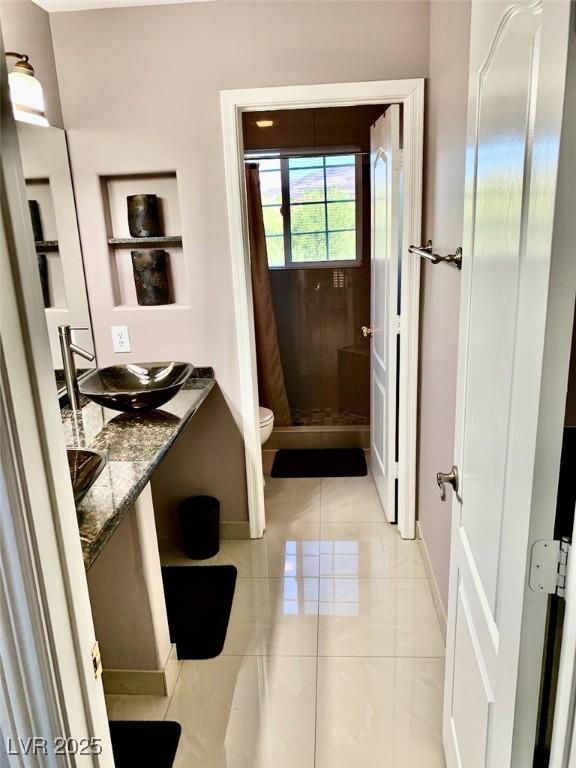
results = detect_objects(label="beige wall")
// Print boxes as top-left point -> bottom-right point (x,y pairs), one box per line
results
152,385 -> 249,533
418,0 -> 471,609
3,0 -> 467,573
87,484 -> 171,671
50,1 -> 430,422
0,0 -> 62,127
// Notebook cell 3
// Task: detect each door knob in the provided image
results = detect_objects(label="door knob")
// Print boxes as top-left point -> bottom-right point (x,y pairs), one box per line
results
436,465 -> 459,502
361,326 -> 373,338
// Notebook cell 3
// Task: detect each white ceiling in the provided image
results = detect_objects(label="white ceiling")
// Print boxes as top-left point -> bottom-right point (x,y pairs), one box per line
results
35,0 -> 363,11
35,0 -> 213,12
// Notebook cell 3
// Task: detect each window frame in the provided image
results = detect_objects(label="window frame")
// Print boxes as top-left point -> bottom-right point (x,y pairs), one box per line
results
257,151 -> 363,270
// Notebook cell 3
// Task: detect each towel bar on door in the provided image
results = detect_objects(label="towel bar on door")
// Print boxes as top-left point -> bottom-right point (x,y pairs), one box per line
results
408,240 -> 462,270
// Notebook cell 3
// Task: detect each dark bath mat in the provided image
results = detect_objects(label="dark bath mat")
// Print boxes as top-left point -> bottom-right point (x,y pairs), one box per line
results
271,448 -> 368,478
109,720 -> 181,768
161,565 -> 237,659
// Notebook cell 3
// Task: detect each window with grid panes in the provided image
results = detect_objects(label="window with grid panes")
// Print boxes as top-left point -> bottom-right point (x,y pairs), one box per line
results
255,154 -> 360,268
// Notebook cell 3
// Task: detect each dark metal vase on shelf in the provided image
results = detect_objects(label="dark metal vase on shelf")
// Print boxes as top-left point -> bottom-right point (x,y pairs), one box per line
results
127,194 -> 161,237
37,254 -> 50,308
28,200 -> 50,308
131,249 -> 171,306
29,199 -> 43,241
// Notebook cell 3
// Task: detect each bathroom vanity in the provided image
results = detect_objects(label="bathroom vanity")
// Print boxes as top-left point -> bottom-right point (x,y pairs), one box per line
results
62,375 -> 214,567
62,374 -> 215,695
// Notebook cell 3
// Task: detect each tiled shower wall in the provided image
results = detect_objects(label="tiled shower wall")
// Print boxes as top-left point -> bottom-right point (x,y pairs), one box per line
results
270,260 -> 370,417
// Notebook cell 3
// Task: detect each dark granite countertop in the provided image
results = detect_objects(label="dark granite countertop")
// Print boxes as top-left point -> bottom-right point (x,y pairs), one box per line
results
62,377 -> 215,570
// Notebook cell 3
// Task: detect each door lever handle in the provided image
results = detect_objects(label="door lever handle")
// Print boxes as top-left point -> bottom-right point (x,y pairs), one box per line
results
436,466 -> 459,502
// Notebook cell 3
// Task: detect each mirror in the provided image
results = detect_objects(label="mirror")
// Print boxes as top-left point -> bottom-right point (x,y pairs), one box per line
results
17,123 -> 96,392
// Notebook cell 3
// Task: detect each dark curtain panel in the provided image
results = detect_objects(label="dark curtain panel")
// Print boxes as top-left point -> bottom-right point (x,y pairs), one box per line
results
245,163 -> 292,426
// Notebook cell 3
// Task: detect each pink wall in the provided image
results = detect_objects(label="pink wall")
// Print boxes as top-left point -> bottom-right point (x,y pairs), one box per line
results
4,0 -> 468,569
0,0 -> 62,127
49,1 -> 430,420
418,0 -> 471,610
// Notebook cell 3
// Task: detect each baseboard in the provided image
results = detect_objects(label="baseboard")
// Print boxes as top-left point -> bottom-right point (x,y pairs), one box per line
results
102,644 -> 180,696
220,520 -> 251,540
416,522 -> 447,642
266,427 -> 370,450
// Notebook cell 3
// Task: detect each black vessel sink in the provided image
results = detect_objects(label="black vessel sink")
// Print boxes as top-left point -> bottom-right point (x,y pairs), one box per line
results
79,362 -> 194,413
67,449 -> 106,505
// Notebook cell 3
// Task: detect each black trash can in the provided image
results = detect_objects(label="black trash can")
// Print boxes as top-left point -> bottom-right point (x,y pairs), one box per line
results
178,496 -> 220,560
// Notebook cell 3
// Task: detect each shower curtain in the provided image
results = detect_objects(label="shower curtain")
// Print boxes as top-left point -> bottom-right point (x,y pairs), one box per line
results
245,163 -> 292,426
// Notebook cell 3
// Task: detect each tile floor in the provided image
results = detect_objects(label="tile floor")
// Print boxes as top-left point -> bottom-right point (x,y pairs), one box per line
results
107,471 -> 446,767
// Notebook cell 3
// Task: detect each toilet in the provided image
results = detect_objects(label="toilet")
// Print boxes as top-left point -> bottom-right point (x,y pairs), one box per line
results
259,406 -> 274,444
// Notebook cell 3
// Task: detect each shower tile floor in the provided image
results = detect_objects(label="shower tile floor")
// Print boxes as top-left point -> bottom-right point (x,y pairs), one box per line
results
106,468 -> 446,767
292,407 -> 370,426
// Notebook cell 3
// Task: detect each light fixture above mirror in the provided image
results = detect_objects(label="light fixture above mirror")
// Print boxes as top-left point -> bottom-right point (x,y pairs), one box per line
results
5,52 -> 49,127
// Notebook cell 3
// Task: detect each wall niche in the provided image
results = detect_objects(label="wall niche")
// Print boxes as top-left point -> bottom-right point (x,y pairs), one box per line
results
101,172 -> 188,308
24,177 -> 67,309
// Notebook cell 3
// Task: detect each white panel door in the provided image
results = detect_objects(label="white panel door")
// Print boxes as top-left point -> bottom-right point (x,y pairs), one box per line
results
370,106 -> 401,524
444,1 -> 573,766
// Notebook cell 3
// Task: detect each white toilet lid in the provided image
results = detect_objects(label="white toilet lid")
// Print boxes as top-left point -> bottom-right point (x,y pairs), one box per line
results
259,407 -> 274,425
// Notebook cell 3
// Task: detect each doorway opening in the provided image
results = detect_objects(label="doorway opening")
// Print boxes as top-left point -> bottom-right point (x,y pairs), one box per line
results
243,105 -> 383,459
220,80 -> 424,539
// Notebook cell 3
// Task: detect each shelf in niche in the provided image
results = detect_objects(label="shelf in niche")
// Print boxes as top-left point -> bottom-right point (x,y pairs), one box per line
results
107,236 -> 182,249
35,240 -> 59,252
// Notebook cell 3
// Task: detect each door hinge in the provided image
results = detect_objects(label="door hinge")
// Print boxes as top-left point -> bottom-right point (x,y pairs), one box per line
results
393,461 -> 399,479
91,641 -> 102,679
395,316 -> 402,334
529,537 -> 571,598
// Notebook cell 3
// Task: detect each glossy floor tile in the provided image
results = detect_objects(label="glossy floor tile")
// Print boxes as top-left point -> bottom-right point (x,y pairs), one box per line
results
222,577 -> 319,656
318,578 -> 445,657
166,656 -> 317,768
264,477 -> 321,524
319,522 -> 427,578
321,475 -> 389,523
161,521 -> 321,578
316,657 -> 445,768
110,471 -> 445,766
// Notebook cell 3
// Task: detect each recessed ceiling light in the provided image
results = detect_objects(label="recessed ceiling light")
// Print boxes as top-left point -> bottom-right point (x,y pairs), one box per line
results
255,120 -> 274,129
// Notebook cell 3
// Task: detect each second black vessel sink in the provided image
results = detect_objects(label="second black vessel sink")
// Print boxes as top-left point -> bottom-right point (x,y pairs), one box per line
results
79,362 -> 194,413
67,449 -> 106,505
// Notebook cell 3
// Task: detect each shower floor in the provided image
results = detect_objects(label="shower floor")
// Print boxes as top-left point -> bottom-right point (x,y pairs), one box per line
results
291,408 -> 370,427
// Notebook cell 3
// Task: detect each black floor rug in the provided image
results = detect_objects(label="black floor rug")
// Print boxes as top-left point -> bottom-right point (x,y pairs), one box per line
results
109,721 -> 181,768
161,565 -> 237,659
271,448 -> 368,478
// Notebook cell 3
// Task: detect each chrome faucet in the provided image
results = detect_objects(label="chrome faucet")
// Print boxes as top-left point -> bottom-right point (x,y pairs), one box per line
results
58,325 -> 95,412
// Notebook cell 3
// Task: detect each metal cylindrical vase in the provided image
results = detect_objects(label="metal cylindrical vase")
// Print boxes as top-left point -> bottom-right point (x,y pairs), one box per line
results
131,249 -> 171,306
127,194 -> 162,238
37,253 -> 50,307
28,200 -> 44,241
29,201 -> 50,306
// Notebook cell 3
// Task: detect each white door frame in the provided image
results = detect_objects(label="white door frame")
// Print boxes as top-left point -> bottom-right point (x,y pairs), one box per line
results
0,43 -> 113,765
220,79 -> 424,539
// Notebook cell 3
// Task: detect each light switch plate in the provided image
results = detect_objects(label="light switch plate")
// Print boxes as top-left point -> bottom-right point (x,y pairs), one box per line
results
111,325 -> 131,353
